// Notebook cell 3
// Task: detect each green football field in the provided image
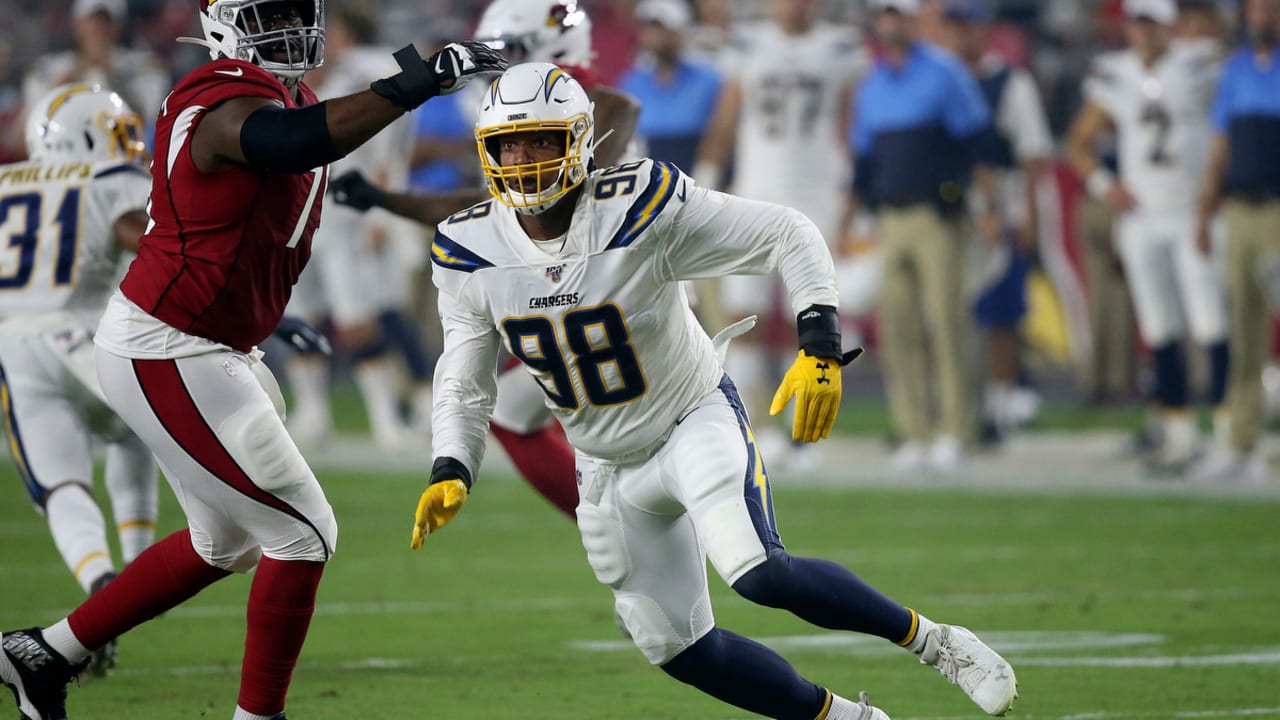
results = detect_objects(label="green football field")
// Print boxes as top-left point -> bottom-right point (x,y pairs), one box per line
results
3,456 -> 1279,719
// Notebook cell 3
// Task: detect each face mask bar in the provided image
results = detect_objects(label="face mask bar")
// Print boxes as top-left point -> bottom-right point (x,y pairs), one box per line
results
477,123 -> 584,211
230,0 -> 325,74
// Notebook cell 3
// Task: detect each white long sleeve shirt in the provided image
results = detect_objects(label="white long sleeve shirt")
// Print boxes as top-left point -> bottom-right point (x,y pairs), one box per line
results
430,159 -> 837,475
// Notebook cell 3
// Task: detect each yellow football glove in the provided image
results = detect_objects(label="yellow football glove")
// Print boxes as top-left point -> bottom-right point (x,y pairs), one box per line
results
410,479 -> 468,549
769,348 -> 864,443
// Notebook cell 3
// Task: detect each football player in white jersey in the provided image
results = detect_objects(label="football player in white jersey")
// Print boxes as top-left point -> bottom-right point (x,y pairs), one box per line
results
1,83 -> 158,675
284,6 -> 429,449
1066,0 -> 1229,472
694,0 -> 866,457
413,63 -> 1017,720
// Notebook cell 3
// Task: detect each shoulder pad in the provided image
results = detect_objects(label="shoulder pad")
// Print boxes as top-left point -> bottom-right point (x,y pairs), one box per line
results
174,59 -> 288,104
590,159 -> 685,250
92,162 -> 149,180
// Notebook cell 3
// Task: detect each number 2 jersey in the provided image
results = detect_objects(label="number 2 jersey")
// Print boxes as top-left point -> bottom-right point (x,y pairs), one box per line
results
1084,40 -> 1222,215
111,59 -> 327,355
430,159 -> 837,473
0,158 -> 148,326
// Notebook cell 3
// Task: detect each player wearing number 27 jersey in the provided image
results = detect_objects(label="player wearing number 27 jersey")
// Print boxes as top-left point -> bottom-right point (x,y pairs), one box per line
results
413,63 -> 1018,720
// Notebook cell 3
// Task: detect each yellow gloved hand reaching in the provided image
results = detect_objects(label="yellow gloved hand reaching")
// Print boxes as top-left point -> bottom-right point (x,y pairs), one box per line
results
410,462 -> 471,549
768,305 -> 863,443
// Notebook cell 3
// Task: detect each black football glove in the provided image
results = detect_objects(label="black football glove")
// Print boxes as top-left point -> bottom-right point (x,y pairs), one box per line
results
329,170 -> 385,212
371,41 -> 508,111
273,316 -> 332,356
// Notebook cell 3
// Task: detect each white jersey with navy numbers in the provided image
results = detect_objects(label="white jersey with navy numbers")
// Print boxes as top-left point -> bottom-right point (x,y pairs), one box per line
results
729,22 -> 865,206
431,159 -> 838,474
1084,40 -> 1222,214
0,159 -> 148,325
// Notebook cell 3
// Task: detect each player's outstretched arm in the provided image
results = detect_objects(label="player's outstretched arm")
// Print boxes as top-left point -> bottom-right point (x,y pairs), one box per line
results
329,170 -> 487,226
192,42 -> 507,174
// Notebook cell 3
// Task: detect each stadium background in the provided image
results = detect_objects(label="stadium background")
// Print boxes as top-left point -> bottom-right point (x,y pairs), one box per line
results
2,1 -> 1279,718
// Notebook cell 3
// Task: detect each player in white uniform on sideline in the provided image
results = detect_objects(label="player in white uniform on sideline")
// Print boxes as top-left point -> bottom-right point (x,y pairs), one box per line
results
694,0 -> 865,461
1,84 -> 158,676
284,6 -> 425,449
1066,0 -> 1229,473
411,63 -> 1017,720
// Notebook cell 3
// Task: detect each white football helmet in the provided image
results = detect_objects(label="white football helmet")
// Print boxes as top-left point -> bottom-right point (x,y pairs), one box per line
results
476,63 -> 595,215
25,83 -> 147,165
475,0 -> 593,67
180,0 -> 324,83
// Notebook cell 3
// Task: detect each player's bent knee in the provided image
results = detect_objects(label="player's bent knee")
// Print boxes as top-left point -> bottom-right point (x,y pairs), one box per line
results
616,592 -> 713,665
731,551 -> 793,607
191,532 -> 262,574
264,507 -> 338,563
577,503 -> 630,587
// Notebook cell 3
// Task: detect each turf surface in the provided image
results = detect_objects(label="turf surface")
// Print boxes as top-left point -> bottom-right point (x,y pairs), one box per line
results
4,457 -> 1280,719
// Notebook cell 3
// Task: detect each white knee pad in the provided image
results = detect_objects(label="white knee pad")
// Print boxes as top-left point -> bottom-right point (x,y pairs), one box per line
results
190,527 -> 263,574
231,408 -> 338,561
698,498 -> 769,587
614,591 -> 714,666
577,502 -> 630,587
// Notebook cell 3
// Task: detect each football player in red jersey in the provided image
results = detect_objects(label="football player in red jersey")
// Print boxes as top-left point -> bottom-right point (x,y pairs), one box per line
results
327,0 -> 639,521
0,2 -> 504,719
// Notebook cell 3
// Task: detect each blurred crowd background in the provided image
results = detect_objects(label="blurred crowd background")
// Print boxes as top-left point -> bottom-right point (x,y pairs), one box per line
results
4,0 -> 1275,480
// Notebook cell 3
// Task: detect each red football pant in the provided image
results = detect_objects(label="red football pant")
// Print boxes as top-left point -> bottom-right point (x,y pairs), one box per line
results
491,421 -> 578,519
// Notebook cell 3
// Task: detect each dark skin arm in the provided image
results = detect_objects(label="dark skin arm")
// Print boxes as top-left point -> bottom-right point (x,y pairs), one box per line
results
377,188 -> 490,226
587,86 -> 640,167
190,90 -> 406,173
112,209 -> 148,252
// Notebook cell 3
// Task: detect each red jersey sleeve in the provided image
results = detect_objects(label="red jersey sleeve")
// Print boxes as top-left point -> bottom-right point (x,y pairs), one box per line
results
559,63 -> 603,92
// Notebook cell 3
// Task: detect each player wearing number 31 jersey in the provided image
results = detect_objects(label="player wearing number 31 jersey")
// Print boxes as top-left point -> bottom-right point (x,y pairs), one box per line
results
413,63 -> 1018,720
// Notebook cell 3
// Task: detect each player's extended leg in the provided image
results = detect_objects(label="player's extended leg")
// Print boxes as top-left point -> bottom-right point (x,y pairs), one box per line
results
575,443 -> 886,720
680,377 -> 1016,716
2,348 -> 337,720
378,308 -> 435,431
491,364 -> 578,518
1174,219 -> 1233,469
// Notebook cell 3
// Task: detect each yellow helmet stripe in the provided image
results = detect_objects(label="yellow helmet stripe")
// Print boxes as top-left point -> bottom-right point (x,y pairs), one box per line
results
46,84 -> 94,118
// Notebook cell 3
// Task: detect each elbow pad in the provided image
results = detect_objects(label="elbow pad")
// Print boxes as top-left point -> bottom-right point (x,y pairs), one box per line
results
239,102 -> 341,173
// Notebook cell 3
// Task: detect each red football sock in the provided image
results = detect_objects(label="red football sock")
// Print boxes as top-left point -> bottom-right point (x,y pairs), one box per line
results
238,557 -> 325,716
491,421 -> 579,519
67,529 -> 229,650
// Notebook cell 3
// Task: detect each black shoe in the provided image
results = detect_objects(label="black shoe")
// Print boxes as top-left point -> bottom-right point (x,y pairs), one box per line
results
86,573 -> 118,677
0,627 -> 88,720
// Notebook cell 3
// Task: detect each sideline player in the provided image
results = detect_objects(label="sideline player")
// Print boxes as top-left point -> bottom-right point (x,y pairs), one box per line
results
0,0 -> 506,717
694,0 -> 864,463
2,83 -> 158,677
1066,0 -> 1228,473
413,62 -> 1017,720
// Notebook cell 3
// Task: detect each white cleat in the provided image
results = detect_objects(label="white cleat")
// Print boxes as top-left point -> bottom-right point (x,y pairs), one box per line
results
920,624 -> 1018,716
927,436 -> 965,475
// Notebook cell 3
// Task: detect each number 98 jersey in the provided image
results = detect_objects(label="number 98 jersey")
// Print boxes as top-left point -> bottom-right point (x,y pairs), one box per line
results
1084,41 -> 1222,214
430,159 -> 837,471
0,158 -> 149,324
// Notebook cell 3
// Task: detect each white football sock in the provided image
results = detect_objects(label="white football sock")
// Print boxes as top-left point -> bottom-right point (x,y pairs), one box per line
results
46,485 -> 114,593
825,692 -> 877,719
906,611 -> 938,655
43,619 -> 91,663
104,437 -> 158,564
232,707 -> 279,720
354,357 -> 407,443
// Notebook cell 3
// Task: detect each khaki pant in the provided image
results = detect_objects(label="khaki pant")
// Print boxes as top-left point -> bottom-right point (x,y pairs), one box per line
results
878,205 -> 971,442
1223,199 -> 1280,454
1078,196 -> 1137,400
